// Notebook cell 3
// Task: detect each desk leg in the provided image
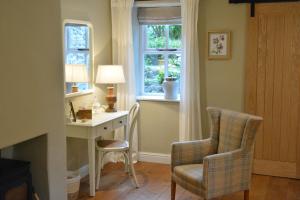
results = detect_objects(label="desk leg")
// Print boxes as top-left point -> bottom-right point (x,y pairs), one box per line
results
88,136 -> 96,196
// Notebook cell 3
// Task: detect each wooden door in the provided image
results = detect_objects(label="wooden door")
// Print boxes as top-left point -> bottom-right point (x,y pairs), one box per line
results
245,2 -> 300,179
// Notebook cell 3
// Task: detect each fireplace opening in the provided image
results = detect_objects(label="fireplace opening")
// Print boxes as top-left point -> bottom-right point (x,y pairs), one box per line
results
0,158 -> 33,200
0,134 -> 48,200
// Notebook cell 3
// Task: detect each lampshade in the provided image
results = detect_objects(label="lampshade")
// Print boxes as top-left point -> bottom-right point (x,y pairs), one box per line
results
65,64 -> 88,83
96,65 -> 125,84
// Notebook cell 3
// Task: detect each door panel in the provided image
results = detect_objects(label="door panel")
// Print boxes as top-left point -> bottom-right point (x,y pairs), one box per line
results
245,2 -> 300,178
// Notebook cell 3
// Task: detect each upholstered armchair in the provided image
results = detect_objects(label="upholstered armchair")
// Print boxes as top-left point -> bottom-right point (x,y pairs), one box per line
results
171,107 -> 262,200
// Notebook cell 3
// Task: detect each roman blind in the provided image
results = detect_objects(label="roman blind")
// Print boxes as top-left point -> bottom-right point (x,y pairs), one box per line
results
138,6 -> 181,24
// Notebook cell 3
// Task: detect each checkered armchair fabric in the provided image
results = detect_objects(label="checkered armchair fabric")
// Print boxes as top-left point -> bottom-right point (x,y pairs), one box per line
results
171,107 -> 262,200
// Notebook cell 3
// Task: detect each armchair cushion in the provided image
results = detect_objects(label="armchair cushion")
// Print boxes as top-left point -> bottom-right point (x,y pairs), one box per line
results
218,111 -> 249,153
172,164 -> 205,196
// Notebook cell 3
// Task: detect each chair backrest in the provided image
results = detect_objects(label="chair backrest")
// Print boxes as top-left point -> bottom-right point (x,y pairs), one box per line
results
126,103 -> 140,148
207,107 -> 263,154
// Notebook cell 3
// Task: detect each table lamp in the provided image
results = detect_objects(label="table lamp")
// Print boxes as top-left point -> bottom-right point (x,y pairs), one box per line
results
96,65 -> 125,112
65,64 -> 89,93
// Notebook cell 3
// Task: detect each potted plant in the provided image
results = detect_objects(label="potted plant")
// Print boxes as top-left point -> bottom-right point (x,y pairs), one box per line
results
162,76 -> 179,99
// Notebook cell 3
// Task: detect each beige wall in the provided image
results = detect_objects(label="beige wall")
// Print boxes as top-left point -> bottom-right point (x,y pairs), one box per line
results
0,0 -> 66,199
138,0 -> 247,153
61,0 -> 113,170
200,0 -> 247,112
138,101 -> 179,154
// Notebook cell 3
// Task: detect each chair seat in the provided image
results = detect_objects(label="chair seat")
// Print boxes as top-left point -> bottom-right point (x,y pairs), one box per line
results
172,164 -> 205,196
96,139 -> 129,151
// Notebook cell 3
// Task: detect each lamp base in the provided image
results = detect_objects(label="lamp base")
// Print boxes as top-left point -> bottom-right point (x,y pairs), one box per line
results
71,85 -> 79,93
105,106 -> 117,112
105,87 -> 117,112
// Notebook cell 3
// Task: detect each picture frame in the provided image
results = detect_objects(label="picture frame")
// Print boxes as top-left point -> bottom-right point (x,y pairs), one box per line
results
207,31 -> 231,60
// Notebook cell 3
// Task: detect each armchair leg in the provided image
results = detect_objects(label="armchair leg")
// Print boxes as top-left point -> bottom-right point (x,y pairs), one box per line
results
171,180 -> 176,200
244,190 -> 249,200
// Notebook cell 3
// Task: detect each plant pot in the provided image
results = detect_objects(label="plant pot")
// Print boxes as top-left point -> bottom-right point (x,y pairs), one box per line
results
162,78 -> 179,99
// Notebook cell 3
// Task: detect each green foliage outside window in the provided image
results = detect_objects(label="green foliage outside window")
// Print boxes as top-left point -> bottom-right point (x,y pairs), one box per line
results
147,25 -> 166,48
143,25 -> 182,94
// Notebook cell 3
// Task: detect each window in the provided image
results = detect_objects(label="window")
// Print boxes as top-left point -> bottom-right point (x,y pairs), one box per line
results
64,22 -> 93,94
140,24 -> 182,95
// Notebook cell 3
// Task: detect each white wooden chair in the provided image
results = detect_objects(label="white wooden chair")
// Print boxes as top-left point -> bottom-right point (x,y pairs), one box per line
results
96,103 -> 140,189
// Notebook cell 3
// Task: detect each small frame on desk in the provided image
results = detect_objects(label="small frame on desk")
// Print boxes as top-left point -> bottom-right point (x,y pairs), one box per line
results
207,31 -> 231,60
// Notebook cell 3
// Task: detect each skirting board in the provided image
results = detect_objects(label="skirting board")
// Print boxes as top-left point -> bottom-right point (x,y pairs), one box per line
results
77,152 -> 170,179
138,152 -> 171,164
77,155 -> 112,179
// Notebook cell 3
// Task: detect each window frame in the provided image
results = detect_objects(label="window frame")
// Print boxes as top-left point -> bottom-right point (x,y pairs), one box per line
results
139,24 -> 182,96
63,19 -> 94,95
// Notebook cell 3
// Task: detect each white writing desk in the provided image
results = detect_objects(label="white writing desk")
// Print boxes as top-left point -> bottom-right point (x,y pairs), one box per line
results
66,111 -> 128,196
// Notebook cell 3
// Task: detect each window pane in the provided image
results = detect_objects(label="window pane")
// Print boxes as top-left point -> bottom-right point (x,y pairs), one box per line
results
65,83 -> 89,93
146,25 -> 166,49
65,53 -> 90,93
66,83 -> 72,93
66,25 -> 89,49
66,52 -> 88,65
168,25 -> 181,49
66,53 -> 90,75
77,83 -> 89,90
168,54 -> 181,80
144,54 -> 165,93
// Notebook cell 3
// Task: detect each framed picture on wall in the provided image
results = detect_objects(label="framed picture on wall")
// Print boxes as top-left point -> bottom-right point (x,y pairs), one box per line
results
208,31 -> 231,60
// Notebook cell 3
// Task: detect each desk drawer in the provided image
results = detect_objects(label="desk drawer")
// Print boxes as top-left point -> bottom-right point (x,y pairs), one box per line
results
113,116 -> 127,129
96,121 -> 113,134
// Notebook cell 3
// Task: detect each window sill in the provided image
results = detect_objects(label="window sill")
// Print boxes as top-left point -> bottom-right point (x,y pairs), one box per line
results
65,89 -> 94,99
136,95 -> 180,103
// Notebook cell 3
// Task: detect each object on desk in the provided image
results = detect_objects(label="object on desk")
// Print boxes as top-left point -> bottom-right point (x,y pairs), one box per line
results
69,101 -> 76,122
92,96 -> 101,114
65,64 -> 89,93
95,65 -> 125,112
76,109 -> 92,119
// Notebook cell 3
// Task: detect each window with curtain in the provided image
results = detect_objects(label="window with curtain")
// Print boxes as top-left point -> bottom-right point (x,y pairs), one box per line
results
64,23 -> 92,94
138,6 -> 182,96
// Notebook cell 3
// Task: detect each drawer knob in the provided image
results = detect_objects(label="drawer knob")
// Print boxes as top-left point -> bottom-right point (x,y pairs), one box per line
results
119,121 -> 122,124
104,127 -> 107,130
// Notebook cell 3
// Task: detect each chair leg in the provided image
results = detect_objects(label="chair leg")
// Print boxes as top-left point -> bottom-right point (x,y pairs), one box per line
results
101,156 -> 104,170
96,151 -> 103,190
244,190 -> 249,200
128,150 -> 139,188
124,152 -> 129,173
171,180 -> 176,200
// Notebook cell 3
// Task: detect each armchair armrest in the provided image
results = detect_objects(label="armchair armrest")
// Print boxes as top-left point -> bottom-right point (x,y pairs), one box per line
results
202,149 -> 253,199
171,139 -> 215,170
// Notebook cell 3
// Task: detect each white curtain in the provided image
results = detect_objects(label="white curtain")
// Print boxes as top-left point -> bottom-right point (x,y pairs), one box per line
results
111,0 -> 138,161
179,0 -> 202,141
